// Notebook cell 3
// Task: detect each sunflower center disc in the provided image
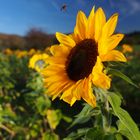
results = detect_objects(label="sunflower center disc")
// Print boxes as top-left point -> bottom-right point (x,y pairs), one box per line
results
35,60 -> 45,68
66,39 -> 98,81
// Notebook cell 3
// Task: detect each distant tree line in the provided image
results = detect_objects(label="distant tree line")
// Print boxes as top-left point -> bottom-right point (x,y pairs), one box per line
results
0,29 -> 140,50
0,28 -> 58,50
121,31 -> 140,45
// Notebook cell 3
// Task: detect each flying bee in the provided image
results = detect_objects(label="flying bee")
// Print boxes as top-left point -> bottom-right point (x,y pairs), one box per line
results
61,4 -> 67,11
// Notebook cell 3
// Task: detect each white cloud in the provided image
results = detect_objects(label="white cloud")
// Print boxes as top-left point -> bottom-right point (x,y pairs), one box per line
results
126,0 -> 140,14
116,0 -> 140,16
109,0 -> 140,15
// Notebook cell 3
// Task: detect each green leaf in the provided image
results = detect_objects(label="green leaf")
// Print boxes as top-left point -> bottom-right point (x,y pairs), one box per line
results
108,68 -> 138,87
117,120 -> 133,140
75,103 -> 93,117
115,134 -> 123,140
103,134 -> 116,140
69,115 -> 91,129
69,104 -> 99,128
46,109 -> 62,130
85,128 -> 104,140
117,110 -> 140,140
108,92 -> 140,140
108,92 -> 121,109
62,115 -> 72,123
42,132 -> 59,140
36,96 -> 51,115
64,128 -> 89,140
69,104 -> 92,128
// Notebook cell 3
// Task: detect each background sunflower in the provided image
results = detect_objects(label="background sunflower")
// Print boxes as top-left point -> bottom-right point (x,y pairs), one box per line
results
29,54 -> 48,72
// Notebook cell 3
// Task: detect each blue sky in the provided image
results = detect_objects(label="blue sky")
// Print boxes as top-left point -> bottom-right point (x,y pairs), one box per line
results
0,0 -> 139,36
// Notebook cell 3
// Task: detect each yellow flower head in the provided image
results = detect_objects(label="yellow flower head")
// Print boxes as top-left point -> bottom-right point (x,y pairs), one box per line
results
3,48 -> 13,55
36,50 -> 42,54
28,49 -> 36,56
42,7 -> 126,107
15,50 -> 28,58
122,44 -> 133,53
29,53 -> 48,72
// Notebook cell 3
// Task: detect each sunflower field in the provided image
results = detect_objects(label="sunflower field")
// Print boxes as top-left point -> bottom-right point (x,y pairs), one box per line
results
0,5 -> 140,140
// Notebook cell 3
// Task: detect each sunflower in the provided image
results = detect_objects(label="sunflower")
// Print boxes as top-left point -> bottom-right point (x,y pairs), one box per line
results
15,50 -> 28,58
122,44 -> 133,53
28,49 -> 36,56
29,54 -> 48,72
3,48 -> 13,55
42,7 -> 126,107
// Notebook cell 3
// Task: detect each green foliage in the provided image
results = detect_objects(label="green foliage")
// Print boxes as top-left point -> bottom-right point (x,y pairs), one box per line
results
108,52 -> 140,100
69,104 -> 99,128
0,53 -> 15,89
0,45 -> 140,140
108,92 -> 140,140
85,128 -> 104,140
47,109 -> 62,130
65,87 -> 140,140
42,131 -> 59,140
0,53 -> 71,139
64,128 -> 89,140
36,96 -> 51,115
107,68 -> 138,88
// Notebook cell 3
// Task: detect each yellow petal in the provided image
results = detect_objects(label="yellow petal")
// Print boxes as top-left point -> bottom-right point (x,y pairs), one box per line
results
106,34 -> 124,51
92,57 -> 103,73
60,84 -> 75,99
92,57 -> 111,89
46,56 -> 66,65
86,6 -> 95,38
94,8 -> 106,41
102,13 -> 118,38
44,69 -> 64,77
70,32 -> 83,44
56,32 -> 76,48
60,85 -> 77,106
46,80 -> 69,96
72,80 -> 83,100
60,80 -> 83,102
73,28 -> 81,43
70,97 -> 77,106
92,73 -> 111,89
100,50 -> 127,62
42,65 -> 64,76
52,82 -> 73,100
40,65 -> 65,78
50,45 -> 70,57
44,73 -> 68,83
82,77 -> 96,107
74,11 -> 87,40
98,34 -> 124,55
62,95 -> 77,106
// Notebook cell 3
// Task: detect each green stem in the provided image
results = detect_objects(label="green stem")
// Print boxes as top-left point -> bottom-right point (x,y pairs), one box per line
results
101,93 -> 111,132
94,88 -> 112,131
